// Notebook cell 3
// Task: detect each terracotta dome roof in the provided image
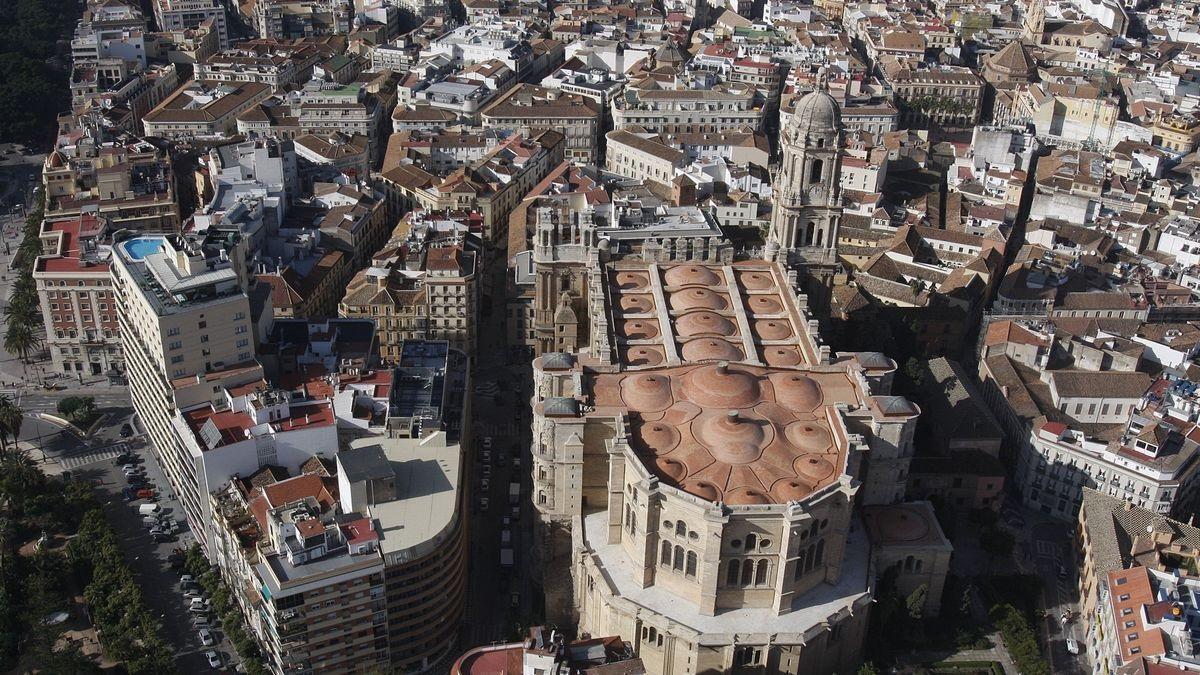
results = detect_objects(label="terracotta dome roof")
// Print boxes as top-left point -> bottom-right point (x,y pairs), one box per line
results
613,271 -> 649,290
771,478 -> 816,502
785,421 -> 833,452
664,264 -> 722,287
866,507 -> 931,542
683,363 -> 761,408
47,150 -> 67,168
695,410 -> 767,464
620,373 -> 674,411
675,311 -> 736,337
617,319 -> 659,340
772,373 -> 823,412
680,479 -> 722,502
795,454 -> 836,482
635,420 -> 681,452
724,487 -> 772,505
746,294 -> 784,314
738,270 -> 774,290
669,287 -> 728,311
618,294 -> 654,313
763,347 -> 803,366
753,319 -> 792,340
655,457 -> 688,482
622,346 -> 664,366
680,338 -> 743,362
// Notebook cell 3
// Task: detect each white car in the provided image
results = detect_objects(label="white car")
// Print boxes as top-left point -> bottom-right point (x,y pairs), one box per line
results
198,628 -> 215,646
205,650 -> 221,668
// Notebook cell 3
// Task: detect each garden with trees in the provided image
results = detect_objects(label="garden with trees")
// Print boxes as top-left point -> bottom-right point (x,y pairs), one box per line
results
0,0 -> 74,145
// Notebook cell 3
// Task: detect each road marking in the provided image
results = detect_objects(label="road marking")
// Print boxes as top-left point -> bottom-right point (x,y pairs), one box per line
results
59,442 -> 128,470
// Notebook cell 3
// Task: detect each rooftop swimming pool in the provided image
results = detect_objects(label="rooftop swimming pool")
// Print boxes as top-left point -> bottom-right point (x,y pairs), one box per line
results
121,237 -> 165,261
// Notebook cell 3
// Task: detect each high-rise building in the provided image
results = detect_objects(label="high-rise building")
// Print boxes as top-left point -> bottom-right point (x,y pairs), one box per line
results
111,234 -> 258,533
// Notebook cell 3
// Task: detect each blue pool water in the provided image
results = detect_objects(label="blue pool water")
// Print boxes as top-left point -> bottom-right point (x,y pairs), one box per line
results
122,237 -> 165,261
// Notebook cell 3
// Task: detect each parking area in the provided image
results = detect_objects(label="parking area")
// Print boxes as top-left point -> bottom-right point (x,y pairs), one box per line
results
65,417 -> 239,672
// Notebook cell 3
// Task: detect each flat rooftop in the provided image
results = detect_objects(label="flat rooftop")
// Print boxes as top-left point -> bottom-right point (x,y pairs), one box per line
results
345,433 -> 462,560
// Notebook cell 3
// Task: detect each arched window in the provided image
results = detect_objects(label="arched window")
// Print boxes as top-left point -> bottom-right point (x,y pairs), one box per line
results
795,551 -> 806,580
915,559 -> 923,573
809,158 -> 824,183
661,541 -> 671,565
675,521 -> 686,537
815,228 -> 824,247
804,223 -> 815,246
648,627 -> 657,643
755,559 -> 768,586
805,544 -> 816,573
745,533 -> 757,550
538,491 -> 547,505
815,539 -> 825,566
809,521 -> 819,538
741,560 -> 754,586
727,559 -> 740,585
686,551 -> 697,578
673,545 -> 684,571
904,555 -> 914,572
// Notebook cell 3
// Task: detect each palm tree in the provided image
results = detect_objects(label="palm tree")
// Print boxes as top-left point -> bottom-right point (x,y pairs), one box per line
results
3,321 -> 41,364
0,396 -> 20,453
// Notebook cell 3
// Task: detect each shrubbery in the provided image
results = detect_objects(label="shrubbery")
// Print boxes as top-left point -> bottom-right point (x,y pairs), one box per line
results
989,603 -> 1050,675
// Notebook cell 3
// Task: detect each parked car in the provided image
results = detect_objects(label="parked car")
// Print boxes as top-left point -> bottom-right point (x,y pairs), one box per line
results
1066,638 -> 1080,655
113,455 -> 135,466
482,437 -> 493,450
191,616 -> 210,628
121,487 -> 138,501
480,478 -> 490,492
481,450 -> 491,464
151,533 -> 173,543
479,496 -> 490,511
136,488 -> 155,499
138,503 -> 161,516
496,453 -> 507,467
205,650 -> 221,668
120,423 -> 133,438
198,628 -> 215,646
180,575 -> 195,585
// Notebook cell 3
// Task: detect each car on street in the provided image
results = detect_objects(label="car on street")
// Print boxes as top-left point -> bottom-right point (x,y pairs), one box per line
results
482,437 -> 493,450
122,487 -> 139,501
192,616 -> 210,628
482,465 -> 492,479
479,496 -> 490,511
198,628 -> 215,646
136,488 -> 155,499
120,423 -> 133,437
480,478 -> 490,492
180,575 -> 195,585
205,650 -> 221,668
496,453 -> 507,467
113,454 -> 136,466
481,451 -> 491,464
1066,638 -> 1080,655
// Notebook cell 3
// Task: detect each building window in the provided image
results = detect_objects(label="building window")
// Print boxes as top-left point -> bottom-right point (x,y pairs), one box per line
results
727,559 -> 740,585
685,551 -> 697,578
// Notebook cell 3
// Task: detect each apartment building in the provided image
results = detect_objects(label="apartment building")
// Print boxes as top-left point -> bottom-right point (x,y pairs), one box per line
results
111,234 -> 258,535
296,81 -> 384,164
154,0 -> 229,49
889,68 -> 984,128
611,82 -> 766,134
252,0 -> 352,40
339,211 -> 480,361
481,84 -> 602,164
193,49 -> 315,91
1078,489 -> 1200,669
604,129 -> 686,191
143,80 -> 273,139
979,319 -> 1200,520
42,136 -> 180,233
33,214 -> 124,379
210,468 -> 389,675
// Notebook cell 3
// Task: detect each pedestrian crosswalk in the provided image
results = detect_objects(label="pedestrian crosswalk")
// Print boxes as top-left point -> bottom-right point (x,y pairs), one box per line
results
59,442 -> 129,470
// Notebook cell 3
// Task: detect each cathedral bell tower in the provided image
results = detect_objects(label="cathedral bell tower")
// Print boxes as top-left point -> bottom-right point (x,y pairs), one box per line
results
767,89 -> 843,262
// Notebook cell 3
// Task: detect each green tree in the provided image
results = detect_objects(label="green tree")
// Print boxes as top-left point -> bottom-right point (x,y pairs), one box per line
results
0,395 -> 22,453
857,663 -> 880,675
3,320 -> 41,364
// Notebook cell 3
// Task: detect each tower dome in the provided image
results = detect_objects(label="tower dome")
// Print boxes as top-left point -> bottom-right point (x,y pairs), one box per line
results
785,90 -> 841,145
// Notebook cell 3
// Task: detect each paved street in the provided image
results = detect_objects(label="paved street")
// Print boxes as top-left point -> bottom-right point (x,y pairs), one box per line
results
460,252 -> 537,651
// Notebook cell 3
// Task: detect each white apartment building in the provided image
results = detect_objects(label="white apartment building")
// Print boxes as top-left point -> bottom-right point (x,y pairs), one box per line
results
611,83 -> 766,134
154,0 -> 229,49
111,234 -> 257,536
